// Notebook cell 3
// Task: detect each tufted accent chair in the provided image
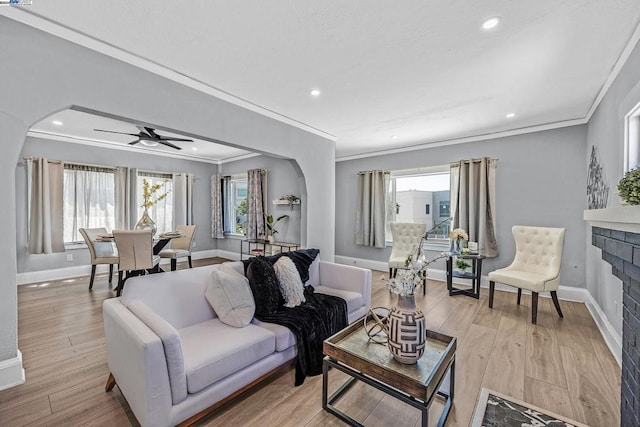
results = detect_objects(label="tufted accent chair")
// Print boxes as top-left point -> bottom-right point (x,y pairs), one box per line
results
388,222 -> 427,279
488,225 -> 566,324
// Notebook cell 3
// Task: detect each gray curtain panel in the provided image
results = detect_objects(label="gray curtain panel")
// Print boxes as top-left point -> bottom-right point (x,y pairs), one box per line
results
355,170 -> 389,248
450,157 -> 498,257
246,169 -> 266,240
173,173 -> 194,226
27,158 -> 65,254
210,175 -> 224,239
114,166 -> 131,230
222,176 -> 232,233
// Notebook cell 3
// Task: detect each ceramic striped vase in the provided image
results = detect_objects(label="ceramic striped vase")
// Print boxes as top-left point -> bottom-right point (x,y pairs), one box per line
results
387,294 -> 426,364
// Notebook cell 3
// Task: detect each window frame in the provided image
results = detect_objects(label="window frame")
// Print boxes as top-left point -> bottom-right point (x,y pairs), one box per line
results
223,173 -> 248,237
386,165 -> 451,251
624,100 -> 640,173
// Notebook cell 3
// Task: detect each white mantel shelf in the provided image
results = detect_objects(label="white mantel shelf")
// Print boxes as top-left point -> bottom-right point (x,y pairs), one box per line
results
584,205 -> 640,234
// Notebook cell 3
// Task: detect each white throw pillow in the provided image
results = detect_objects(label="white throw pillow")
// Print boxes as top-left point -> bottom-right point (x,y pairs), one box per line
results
205,264 -> 255,327
273,256 -> 306,308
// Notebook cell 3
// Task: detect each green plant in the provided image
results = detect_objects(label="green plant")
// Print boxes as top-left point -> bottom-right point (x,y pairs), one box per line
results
265,214 -> 288,235
141,178 -> 170,209
455,258 -> 471,271
278,194 -> 300,210
618,167 -> 640,205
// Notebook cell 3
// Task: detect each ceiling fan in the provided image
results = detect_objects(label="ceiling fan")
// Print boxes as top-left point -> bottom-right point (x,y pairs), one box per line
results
93,126 -> 193,150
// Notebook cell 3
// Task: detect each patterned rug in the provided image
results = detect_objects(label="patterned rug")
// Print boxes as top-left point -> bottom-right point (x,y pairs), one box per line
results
471,388 -> 588,427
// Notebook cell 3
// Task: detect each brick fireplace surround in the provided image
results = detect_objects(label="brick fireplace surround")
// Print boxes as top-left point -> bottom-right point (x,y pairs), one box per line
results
590,225 -> 640,427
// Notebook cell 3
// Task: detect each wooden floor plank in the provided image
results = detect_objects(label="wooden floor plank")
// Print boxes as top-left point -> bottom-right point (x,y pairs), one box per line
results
525,323 -> 567,388
523,376 -> 575,421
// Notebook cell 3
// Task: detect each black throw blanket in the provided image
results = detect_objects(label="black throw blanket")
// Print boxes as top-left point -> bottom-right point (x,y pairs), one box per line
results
255,285 -> 348,386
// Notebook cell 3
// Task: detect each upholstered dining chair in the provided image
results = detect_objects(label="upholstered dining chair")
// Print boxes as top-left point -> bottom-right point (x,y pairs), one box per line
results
79,227 -> 119,291
388,222 -> 427,278
158,224 -> 198,271
488,225 -> 566,324
112,230 -> 160,296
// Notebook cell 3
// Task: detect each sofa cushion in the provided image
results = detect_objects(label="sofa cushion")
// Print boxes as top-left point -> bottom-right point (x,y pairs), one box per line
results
251,319 -> 296,351
246,257 -> 282,316
314,286 -> 363,314
205,265 -> 255,327
126,299 -> 188,405
179,318 -> 276,394
273,256 -> 305,308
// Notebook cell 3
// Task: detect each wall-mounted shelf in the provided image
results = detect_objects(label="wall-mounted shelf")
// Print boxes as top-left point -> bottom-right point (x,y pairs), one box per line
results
272,199 -> 301,206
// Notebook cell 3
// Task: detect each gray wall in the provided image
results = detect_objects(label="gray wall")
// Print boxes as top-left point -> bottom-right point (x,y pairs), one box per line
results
16,136 -> 218,273
0,18 -> 334,373
585,38 -> 640,339
217,155 -> 304,255
336,125 -> 588,288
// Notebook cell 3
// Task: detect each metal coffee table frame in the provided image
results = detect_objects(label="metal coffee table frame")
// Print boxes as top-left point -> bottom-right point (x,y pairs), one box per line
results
323,320 -> 456,427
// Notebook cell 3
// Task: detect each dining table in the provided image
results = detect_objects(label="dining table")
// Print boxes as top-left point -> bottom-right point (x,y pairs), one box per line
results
95,231 -> 184,274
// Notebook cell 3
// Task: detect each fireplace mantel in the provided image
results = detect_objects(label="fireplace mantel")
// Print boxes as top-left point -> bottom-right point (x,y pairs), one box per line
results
583,205 -> 640,233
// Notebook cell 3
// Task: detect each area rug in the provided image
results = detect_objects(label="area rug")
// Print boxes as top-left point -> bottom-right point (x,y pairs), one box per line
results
471,388 -> 588,427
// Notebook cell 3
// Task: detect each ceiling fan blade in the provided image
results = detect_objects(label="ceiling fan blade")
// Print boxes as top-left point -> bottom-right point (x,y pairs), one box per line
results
138,126 -> 159,138
157,140 -> 182,150
158,137 -> 193,142
94,129 -> 140,137
128,140 -> 140,145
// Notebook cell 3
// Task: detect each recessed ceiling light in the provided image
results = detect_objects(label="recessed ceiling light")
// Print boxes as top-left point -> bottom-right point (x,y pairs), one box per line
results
506,113 -> 516,118
482,16 -> 501,30
392,135 -> 399,140
309,88 -> 321,97
52,120 -> 63,126
192,147 -> 198,151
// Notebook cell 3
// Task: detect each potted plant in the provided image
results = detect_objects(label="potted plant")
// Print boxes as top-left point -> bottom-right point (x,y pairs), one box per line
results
618,167 -> 640,205
276,194 -> 300,210
265,214 -> 288,242
455,258 -> 471,274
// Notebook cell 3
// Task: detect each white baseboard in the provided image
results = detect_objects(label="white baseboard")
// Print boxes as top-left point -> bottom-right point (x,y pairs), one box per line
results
17,249 -> 224,285
334,254 -> 622,366
0,350 -> 25,391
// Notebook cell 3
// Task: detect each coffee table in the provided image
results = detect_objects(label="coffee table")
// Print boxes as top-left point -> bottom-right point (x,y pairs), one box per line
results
323,317 -> 456,427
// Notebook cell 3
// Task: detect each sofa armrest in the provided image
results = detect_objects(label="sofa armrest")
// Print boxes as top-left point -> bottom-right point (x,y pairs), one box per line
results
103,299 -> 172,427
318,261 -> 372,312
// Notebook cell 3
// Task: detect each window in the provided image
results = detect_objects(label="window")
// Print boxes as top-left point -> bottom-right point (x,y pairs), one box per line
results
63,164 -> 116,243
137,171 -> 173,235
386,166 -> 450,247
224,175 -> 248,235
625,101 -> 640,172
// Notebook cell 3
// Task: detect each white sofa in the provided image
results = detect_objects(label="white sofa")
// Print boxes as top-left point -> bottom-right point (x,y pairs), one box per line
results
103,255 -> 371,427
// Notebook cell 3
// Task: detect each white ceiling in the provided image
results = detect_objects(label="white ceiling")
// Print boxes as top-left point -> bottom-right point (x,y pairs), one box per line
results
9,1 -> 640,160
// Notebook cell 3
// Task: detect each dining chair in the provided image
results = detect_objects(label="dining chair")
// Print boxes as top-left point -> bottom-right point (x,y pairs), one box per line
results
159,225 -> 198,271
79,227 -> 119,291
112,229 -> 160,296
388,222 -> 427,278
488,225 -> 566,324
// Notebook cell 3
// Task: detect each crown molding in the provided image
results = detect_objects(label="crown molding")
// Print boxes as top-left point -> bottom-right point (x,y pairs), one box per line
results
336,118 -> 587,162
2,8 -> 336,142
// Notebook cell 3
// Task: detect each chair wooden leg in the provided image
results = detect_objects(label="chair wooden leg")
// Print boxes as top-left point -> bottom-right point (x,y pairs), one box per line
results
105,372 -> 116,392
171,259 -> 177,271
188,256 -> 193,268
489,281 -> 495,308
392,268 -> 398,278
531,292 -> 539,324
517,288 -> 522,305
551,291 -> 564,318
108,264 -> 113,284
389,268 -> 393,278
89,265 -> 97,290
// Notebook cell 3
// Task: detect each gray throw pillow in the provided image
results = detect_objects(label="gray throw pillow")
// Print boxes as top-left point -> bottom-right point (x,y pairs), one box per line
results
206,264 -> 255,327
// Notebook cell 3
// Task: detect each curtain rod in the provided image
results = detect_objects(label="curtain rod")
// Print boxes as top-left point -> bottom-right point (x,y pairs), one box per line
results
451,157 -> 499,164
357,170 -> 391,175
21,157 -> 118,170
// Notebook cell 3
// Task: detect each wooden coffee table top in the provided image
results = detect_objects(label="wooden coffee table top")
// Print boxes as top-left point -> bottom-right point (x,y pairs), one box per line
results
323,318 -> 456,402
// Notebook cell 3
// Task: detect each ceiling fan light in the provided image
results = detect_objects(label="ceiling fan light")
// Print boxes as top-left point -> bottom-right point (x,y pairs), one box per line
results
140,139 -> 159,147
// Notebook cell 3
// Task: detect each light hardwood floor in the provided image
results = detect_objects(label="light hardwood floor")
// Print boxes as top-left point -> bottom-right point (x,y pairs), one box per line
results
0,258 -> 621,426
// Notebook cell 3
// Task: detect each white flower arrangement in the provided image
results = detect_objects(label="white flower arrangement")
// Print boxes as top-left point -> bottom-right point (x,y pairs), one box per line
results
449,228 -> 469,241
382,248 -> 447,297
